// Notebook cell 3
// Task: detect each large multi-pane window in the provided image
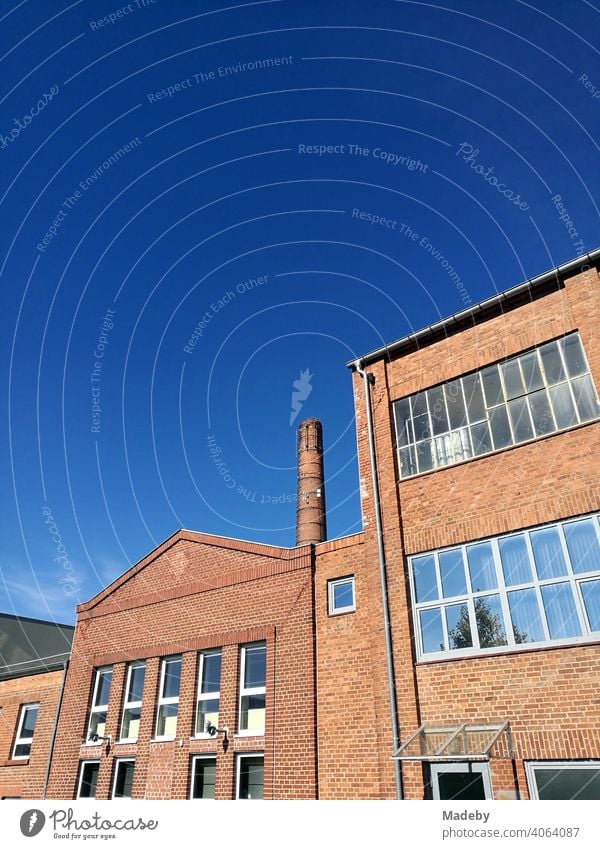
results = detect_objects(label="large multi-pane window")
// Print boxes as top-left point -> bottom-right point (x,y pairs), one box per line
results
120,661 -> 146,742
238,643 -> 266,734
410,513 -> 600,660
155,656 -> 181,739
195,650 -> 221,736
87,667 -> 112,743
12,704 -> 39,759
394,333 -> 599,478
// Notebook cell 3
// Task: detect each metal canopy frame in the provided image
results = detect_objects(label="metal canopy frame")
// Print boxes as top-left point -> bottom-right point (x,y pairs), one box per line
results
392,721 -> 513,762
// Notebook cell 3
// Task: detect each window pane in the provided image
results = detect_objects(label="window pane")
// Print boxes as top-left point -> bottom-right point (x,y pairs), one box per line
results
508,589 -> 545,643
581,580 -> 600,631
533,766 -> 600,800
508,398 -> 533,443
162,658 -> 181,699
540,340 -> 566,385
560,334 -> 587,378
238,756 -> 264,800
240,693 -> 265,731
433,433 -> 453,468
399,445 -> 416,478
394,397 -> 413,447
446,603 -> 472,650
530,527 -> 567,579
411,392 -> 430,441
332,580 -> 354,610
462,373 -> 486,422
202,653 -> 222,693
13,743 -> 31,758
244,645 -> 266,688
157,703 -> 178,737
416,440 -> 434,473
114,761 -> 134,799
489,405 -> 512,450
427,386 -> 449,436
499,534 -> 532,585
563,519 -> 600,574
466,543 -> 497,592
95,670 -> 112,707
419,607 -> 444,654
128,664 -> 145,703
481,365 -> 504,407
88,712 -> 107,739
470,421 -> 492,456
528,388 -> 555,437
541,583 -> 582,639
571,374 -> 600,422
445,380 -> 467,429
197,698 -> 220,734
520,351 -> 544,392
121,707 -> 140,741
501,359 -> 525,400
192,758 -> 216,800
548,383 -> 577,429
451,428 -> 472,463
21,706 -> 38,737
412,555 -> 438,602
475,595 -> 507,648
79,763 -> 99,799
439,549 -> 467,598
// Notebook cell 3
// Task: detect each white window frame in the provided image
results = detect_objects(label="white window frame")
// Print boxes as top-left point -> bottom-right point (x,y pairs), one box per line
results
194,650 -> 221,738
111,757 -> 135,800
154,655 -> 181,740
238,643 -> 266,737
525,761 -> 600,800
119,660 -> 145,743
328,576 -> 356,615
12,703 -> 39,760
76,760 -> 100,799
86,666 -> 112,745
409,512 -> 600,662
431,762 -> 492,800
189,754 -> 217,800
235,752 -> 264,800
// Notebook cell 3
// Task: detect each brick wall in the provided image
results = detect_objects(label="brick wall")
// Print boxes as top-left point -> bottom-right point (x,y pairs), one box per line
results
45,532 -> 317,800
0,669 -> 65,798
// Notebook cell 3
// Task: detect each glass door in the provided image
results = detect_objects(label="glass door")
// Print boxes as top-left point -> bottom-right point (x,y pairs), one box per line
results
431,762 -> 492,800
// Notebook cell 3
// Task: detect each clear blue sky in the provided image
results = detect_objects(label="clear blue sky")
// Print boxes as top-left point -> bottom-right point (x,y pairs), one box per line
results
1,0 -> 598,623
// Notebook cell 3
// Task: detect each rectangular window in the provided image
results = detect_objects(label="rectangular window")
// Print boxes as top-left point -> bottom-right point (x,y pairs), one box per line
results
526,762 -> 600,800
195,650 -> 221,736
236,754 -> 264,800
327,576 -> 356,615
112,759 -> 135,799
12,704 -> 39,759
239,643 -> 266,735
394,332 -> 599,479
120,661 -> 146,742
190,756 -> 217,799
77,761 -> 100,799
155,655 -> 181,739
409,512 -> 600,660
87,667 -> 112,744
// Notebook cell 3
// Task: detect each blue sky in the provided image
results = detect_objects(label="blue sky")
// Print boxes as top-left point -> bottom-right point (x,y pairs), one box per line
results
1,0 -> 599,623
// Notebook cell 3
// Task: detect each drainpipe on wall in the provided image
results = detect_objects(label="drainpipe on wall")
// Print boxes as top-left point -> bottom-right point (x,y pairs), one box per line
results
42,660 -> 68,800
354,359 -> 403,800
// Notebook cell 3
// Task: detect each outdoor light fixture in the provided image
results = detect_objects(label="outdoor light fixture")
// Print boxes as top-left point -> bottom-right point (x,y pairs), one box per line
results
87,732 -> 112,753
206,722 -> 229,751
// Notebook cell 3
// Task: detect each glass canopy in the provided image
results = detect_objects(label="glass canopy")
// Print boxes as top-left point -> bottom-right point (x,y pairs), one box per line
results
393,723 -> 511,761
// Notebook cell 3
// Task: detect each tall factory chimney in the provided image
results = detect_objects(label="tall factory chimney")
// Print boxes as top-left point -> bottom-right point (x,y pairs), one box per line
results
296,418 -> 327,545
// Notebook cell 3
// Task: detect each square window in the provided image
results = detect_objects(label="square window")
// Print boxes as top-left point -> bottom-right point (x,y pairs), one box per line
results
328,576 -> 356,614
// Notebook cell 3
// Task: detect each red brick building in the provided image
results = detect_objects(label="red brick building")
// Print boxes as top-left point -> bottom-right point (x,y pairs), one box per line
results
4,250 -> 600,801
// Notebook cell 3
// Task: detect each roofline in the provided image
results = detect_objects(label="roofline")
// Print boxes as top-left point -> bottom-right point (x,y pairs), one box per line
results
178,528 -> 301,550
0,611 -> 74,631
0,656 -> 69,682
347,248 -> 600,368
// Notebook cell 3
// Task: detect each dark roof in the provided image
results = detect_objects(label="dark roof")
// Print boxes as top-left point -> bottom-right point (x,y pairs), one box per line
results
0,613 -> 74,680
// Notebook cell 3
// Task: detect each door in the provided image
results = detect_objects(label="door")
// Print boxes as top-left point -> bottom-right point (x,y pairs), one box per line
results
431,762 -> 492,800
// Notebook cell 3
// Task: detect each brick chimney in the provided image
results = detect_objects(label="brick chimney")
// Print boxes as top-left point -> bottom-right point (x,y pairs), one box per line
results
296,418 -> 327,545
